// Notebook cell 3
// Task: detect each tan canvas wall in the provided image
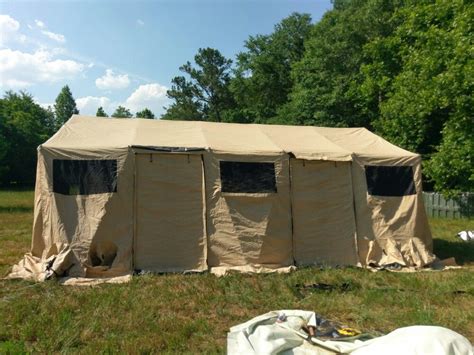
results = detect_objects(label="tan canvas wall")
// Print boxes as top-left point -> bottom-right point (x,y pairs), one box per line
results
351,156 -> 434,267
30,147 -> 134,277
8,117 -> 436,281
30,150 -> 48,258
134,153 -> 207,272
290,160 -> 358,266
204,153 -> 293,268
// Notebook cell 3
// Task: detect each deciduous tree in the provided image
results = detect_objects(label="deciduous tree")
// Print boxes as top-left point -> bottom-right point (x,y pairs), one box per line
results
374,1 -> 473,158
280,1 -> 403,127
0,91 -> 55,185
232,13 -> 313,123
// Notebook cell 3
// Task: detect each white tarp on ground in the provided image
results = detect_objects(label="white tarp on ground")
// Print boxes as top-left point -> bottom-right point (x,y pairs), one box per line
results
227,310 -> 474,355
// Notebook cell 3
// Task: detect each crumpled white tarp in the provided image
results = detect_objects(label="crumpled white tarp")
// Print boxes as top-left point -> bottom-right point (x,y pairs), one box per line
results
6,243 -> 132,286
6,242 -> 77,282
227,310 -> 473,355
350,326 -> 473,355
58,274 -> 132,286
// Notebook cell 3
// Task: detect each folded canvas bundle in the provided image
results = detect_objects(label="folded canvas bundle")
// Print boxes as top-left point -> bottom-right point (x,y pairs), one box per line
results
227,310 -> 473,355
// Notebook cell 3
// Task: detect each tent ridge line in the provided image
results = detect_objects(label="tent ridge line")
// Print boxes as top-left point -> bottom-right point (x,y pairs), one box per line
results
130,145 -> 207,153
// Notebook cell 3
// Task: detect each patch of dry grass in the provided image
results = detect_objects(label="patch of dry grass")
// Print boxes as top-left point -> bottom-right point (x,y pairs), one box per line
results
0,190 -> 473,352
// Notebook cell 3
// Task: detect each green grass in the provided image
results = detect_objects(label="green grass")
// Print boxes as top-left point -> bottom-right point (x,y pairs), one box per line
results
1,189 -> 473,352
430,218 -> 474,264
0,190 -> 34,277
0,189 -> 34,213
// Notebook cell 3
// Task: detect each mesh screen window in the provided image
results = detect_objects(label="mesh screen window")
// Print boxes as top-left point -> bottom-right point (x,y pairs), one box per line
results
220,161 -> 277,193
365,165 -> 416,196
53,159 -> 118,195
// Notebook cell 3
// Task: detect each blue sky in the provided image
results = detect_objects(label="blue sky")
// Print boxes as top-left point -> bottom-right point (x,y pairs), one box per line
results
0,0 -> 332,116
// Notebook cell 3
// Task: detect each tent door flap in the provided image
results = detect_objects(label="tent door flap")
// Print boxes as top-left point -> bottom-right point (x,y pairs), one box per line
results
134,153 -> 206,272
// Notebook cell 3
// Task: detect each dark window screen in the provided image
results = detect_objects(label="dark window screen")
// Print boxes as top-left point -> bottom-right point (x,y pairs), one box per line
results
220,161 -> 277,193
53,160 -> 117,195
365,165 -> 416,196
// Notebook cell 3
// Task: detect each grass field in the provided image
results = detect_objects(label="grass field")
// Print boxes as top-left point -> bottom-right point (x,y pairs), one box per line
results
1,189 -> 473,353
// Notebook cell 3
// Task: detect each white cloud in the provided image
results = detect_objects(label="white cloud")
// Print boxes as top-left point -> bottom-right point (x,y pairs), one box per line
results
0,14 -> 19,35
0,14 -> 24,46
76,83 -> 170,117
35,99 -> 54,110
125,83 -> 169,116
34,19 -> 45,29
95,69 -> 130,90
137,19 -> 145,26
34,18 -> 66,43
42,30 -> 65,43
76,96 -> 113,115
5,78 -> 32,88
0,48 -> 84,88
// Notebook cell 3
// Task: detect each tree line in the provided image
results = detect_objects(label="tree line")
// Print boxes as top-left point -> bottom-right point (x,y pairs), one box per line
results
96,105 -> 155,119
0,86 -> 155,185
1,0 -> 472,196
162,0 -> 473,196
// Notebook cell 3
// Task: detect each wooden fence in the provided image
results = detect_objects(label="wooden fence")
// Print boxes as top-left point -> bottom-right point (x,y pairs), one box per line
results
423,192 -> 474,219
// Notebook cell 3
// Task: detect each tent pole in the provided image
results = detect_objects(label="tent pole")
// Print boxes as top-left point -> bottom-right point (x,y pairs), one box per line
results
288,155 -> 296,267
349,160 -> 361,265
132,151 -> 138,272
201,154 -> 210,271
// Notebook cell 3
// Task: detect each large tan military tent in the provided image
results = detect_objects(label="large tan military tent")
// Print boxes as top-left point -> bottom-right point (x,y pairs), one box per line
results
9,115 -> 435,281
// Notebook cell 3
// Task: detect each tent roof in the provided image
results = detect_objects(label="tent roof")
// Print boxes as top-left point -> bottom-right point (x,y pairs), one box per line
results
43,115 -> 416,159
315,127 -> 417,158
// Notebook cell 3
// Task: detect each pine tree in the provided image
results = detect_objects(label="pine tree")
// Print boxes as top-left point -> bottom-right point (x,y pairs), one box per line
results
111,106 -> 132,118
96,106 -> 108,117
136,108 -> 155,119
54,85 -> 79,129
